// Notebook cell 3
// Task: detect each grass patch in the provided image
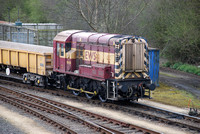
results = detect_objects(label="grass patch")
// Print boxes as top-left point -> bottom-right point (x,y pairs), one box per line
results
162,62 -> 200,76
151,82 -> 200,109
159,72 -> 177,78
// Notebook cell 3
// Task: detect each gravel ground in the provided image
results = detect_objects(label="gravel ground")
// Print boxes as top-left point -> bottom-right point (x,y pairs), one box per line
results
0,117 -> 24,134
1,66 -> 199,134
0,83 -> 190,134
0,100 -> 58,134
160,67 -> 200,100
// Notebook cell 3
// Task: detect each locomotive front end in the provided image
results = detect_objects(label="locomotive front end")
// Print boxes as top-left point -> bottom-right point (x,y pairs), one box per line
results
115,79 -> 155,101
107,37 -> 156,101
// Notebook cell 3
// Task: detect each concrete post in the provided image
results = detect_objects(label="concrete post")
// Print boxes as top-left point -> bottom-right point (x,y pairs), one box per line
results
27,29 -> 29,44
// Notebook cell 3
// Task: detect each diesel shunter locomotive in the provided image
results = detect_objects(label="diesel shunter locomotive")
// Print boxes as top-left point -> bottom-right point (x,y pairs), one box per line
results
0,30 -> 155,102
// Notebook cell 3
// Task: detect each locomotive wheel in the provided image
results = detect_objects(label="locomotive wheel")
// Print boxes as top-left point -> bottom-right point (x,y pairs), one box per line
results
71,78 -> 80,96
98,87 -> 107,102
61,77 -> 67,91
72,90 -> 80,96
85,81 -> 96,99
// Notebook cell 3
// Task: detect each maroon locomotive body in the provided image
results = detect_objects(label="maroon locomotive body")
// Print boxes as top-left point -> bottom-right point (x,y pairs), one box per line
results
49,30 -> 155,102
53,30 -> 116,80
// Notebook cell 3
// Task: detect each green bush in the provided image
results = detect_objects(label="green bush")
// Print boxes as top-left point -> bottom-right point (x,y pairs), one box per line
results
194,69 -> 200,75
172,62 -> 182,69
175,64 -> 200,75
163,62 -> 200,76
162,62 -> 172,67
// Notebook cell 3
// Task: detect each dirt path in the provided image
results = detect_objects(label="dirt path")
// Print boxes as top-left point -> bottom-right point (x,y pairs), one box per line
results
159,67 -> 200,100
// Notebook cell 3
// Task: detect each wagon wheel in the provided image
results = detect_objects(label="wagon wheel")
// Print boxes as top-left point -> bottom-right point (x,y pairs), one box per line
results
98,86 -> 107,102
34,78 -> 39,86
85,81 -> 96,99
23,75 -> 27,84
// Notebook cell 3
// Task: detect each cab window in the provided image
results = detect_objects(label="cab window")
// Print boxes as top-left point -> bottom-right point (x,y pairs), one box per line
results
56,43 -> 59,56
61,44 -> 64,56
66,43 -> 71,52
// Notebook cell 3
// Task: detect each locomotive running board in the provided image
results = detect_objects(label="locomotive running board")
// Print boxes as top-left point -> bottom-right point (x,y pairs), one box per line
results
67,85 -> 97,95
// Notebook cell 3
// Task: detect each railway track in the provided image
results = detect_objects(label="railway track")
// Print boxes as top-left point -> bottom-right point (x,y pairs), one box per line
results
0,85 -> 160,134
0,73 -> 200,133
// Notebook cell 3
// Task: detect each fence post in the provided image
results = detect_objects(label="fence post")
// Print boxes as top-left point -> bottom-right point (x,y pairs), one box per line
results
2,25 -> 4,40
37,30 -> 39,45
10,27 -> 12,41
56,25 -> 58,34
27,29 -> 29,44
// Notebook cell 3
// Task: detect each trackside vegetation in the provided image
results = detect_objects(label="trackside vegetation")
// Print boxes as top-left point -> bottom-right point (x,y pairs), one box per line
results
151,82 -> 200,109
163,62 -> 200,76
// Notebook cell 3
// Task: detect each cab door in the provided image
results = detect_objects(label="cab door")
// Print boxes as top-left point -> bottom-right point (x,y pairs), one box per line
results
56,42 -> 60,70
76,43 -> 84,69
59,43 -> 65,72
56,42 -> 65,72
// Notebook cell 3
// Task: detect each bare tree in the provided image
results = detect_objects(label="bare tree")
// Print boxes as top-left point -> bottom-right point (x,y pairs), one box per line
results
41,0 -> 151,33
72,0 -> 151,33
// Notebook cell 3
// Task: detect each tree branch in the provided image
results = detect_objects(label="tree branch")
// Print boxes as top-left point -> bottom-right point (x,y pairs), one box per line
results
78,0 -> 97,31
122,1 -> 150,31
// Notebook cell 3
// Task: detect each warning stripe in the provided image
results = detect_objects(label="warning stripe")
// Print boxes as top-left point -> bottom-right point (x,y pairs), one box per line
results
125,73 -> 132,79
114,37 -> 150,79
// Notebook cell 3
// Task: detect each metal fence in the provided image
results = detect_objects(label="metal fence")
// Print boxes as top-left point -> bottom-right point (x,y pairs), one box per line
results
0,24 -> 63,46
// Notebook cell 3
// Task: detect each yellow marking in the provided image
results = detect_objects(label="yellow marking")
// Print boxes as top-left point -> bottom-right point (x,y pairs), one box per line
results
110,53 -> 114,64
35,54 -> 37,74
115,62 -> 119,66
37,80 -> 40,84
65,49 -> 76,59
84,50 -> 114,64
134,72 -> 141,78
67,85 -> 96,95
115,68 -> 121,73
60,48 -> 65,58
94,91 -> 97,95
142,72 -> 149,78
144,58 -> 149,64
98,51 -> 104,63
131,74 -> 135,78
104,52 -> 109,64
25,77 -> 27,81
125,73 -> 132,79
80,88 -> 83,93
84,50 -> 97,62
27,52 -> 29,72
115,72 -> 125,79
